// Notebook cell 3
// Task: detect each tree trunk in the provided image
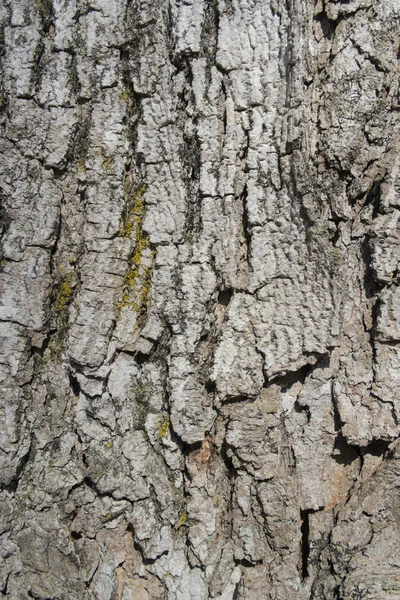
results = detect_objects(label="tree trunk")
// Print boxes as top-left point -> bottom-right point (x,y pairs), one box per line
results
1,0 -> 400,598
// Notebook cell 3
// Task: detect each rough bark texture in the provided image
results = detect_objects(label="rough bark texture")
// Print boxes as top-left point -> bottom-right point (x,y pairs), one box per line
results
1,0 -> 400,598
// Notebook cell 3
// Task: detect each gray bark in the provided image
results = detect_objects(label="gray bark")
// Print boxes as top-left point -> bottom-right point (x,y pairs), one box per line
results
1,0 -> 400,598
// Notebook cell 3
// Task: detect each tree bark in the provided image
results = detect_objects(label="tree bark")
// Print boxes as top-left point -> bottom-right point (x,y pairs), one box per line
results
1,0 -> 400,598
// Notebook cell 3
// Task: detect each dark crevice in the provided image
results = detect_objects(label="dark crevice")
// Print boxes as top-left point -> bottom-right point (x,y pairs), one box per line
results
120,48 -> 129,62
169,424 -> 202,457
331,380 -> 345,431
0,572 -> 10,596
66,478 -> 86,500
127,524 -> 169,565
360,236 -> 383,299
361,438 -> 391,459
232,582 -> 240,600
265,359 -> 317,392
391,406 -> 399,427
68,369 -> 81,397
313,9 -> 341,41
0,196 -> 11,241
29,328 -> 52,358
240,128 -> 250,163
223,104 -> 227,136
331,383 -> 361,465
221,394 -> 256,405
300,509 -> 311,579
218,428 -> 238,541
364,179 -> 382,218
217,288 -> 233,306
333,584 -> 341,599
205,380 -> 216,394
314,5 -> 369,50
74,428 -> 88,467
332,432 -> 360,466
221,438 -> 237,480
134,540 -> 169,565
177,61 -> 202,241
200,0 -> 220,73
241,183 -> 251,255
294,400 -> 311,423
71,530 -> 82,540
234,557 -> 262,568
119,35 -> 146,167
76,98 -> 90,107
83,476 -> 133,507
28,591 -> 59,600
331,388 -> 391,467
133,350 -> 150,365
1,440 -> 33,493
366,289 -> 380,392
328,215 -> 346,245
71,107 -> 93,164
221,78 -> 228,136
52,167 -> 66,180
330,226 -> 341,247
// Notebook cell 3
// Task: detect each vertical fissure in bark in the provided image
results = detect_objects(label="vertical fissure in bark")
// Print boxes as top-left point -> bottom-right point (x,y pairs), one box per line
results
300,509 -> 310,580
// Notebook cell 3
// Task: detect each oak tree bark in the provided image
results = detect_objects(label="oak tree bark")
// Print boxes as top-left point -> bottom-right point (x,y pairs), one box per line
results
1,0 -> 400,598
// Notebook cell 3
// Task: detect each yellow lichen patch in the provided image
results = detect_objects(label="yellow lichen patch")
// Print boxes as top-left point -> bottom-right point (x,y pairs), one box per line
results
55,272 -> 73,311
116,241 -> 156,314
118,184 -> 147,238
175,512 -> 187,529
47,269 -> 77,361
47,336 -> 65,361
116,181 -> 156,321
120,88 -> 131,103
158,418 -> 170,439
102,154 -> 113,172
329,246 -> 344,275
